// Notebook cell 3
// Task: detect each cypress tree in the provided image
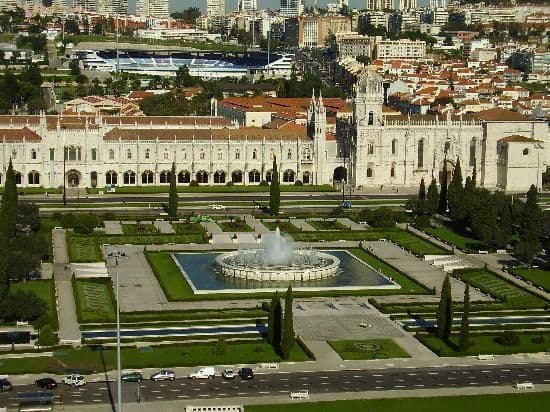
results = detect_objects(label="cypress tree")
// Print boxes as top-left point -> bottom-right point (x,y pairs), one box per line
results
471,160 -> 477,188
0,159 -> 17,296
448,156 -> 464,222
168,162 -> 178,217
280,285 -> 295,360
418,177 -> 426,200
269,156 -> 280,215
272,297 -> 283,353
459,284 -> 470,352
267,291 -> 279,344
426,178 -> 439,215
436,275 -> 453,341
515,185 -> 542,263
438,156 -> 448,214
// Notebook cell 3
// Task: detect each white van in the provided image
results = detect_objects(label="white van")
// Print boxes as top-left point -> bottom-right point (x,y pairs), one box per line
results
188,367 -> 216,379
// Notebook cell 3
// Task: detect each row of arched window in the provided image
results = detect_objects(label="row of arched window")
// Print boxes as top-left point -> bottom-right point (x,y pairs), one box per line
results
0,171 -> 41,185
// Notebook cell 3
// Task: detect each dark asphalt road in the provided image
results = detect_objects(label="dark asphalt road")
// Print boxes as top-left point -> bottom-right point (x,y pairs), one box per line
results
2,364 -> 549,408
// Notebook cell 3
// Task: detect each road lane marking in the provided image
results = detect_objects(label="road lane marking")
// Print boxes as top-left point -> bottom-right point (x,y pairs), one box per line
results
259,391 -> 270,394
177,395 -> 189,398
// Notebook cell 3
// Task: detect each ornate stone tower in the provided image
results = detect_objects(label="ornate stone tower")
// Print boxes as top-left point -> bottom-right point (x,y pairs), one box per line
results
307,90 -> 327,184
353,70 -> 384,129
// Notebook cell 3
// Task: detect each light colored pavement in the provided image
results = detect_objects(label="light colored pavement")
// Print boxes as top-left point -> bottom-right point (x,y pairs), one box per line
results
153,220 -> 175,234
337,217 -> 368,230
52,229 -> 81,344
202,220 -> 223,234
103,220 -> 123,235
291,219 -> 316,231
244,214 -> 270,233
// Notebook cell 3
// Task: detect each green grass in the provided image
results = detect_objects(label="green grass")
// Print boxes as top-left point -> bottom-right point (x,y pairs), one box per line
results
350,248 -> 428,294
292,230 -> 379,242
10,280 -> 58,330
387,230 -> 448,256
121,223 -> 159,235
423,224 -> 488,252
328,339 -> 410,360
454,268 -> 547,308
0,341 -> 311,375
218,220 -> 254,232
247,393 -> 550,412
418,332 -> 550,356
307,219 -> 348,231
146,252 -> 195,300
119,308 -> 266,323
73,278 -> 116,323
262,220 -> 301,233
108,185 -> 336,194
171,222 -> 206,235
66,233 -> 103,262
509,267 -> 550,292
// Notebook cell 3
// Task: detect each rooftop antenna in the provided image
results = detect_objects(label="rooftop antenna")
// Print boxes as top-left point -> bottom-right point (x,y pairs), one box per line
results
267,16 -> 271,66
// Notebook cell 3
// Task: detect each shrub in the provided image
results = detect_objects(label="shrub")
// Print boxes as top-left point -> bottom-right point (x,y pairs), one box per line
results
1,290 -> 47,322
329,206 -> 346,217
73,214 -> 100,234
38,325 -> 57,346
495,331 -> 520,346
414,215 -> 432,228
259,180 -> 269,186
212,337 -> 228,356
532,335 -> 546,344
364,207 -> 396,228
189,180 -> 199,187
226,181 -> 234,186
294,180 -> 303,186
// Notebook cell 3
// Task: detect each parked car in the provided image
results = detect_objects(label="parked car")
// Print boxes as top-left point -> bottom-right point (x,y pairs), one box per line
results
221,369 -> 236,380
238,367 -> 254,380
150,370 -> 175,382
121,372 -> 143,383
209,204 -> 226,210
62,374 -> 86,387
0,378 -> 13,392
188,367 -> 216,379
35,377 -> 57,389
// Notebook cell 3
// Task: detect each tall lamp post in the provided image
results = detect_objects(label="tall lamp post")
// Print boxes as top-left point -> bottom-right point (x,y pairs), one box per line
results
63,140 -> 66,206
107,250 -> 127,412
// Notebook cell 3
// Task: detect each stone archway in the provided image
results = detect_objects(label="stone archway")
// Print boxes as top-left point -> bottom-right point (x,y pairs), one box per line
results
66,170 -> 81,187
333,166 -> 347,182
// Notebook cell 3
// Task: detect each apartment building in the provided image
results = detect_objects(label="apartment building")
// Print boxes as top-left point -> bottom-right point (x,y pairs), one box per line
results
375,38 -> 426,60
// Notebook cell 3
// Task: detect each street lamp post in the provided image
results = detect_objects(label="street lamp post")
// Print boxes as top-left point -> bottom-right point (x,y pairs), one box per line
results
108,250 -> 126,412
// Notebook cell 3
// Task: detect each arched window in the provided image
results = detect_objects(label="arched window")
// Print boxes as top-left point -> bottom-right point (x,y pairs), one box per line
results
417,139 -> 424,168
367,142 -> 374,155
303,171 -> 311,184
178,171 -> 190,183
367,168 -> 373,178
159,170 -> 171,184
123,171 -> 136,185
105,170 -> 118,185
31,149 -> 37,160
249,169 -> 261,183
235,149 -> 240,160
199,150 -> 205,160
14,172 -> 21,185
265,169 -> 273,183
217,150 -> 223,160
252,149 -> 257,160
108,149 -> 115,160
303,147 -> 311,160
391,139 -> 397,155
283,169 -> 295,183
142,170 -> 154,184
368,111 -> 373,125
163,149 -> 169,160
181,149 -> 187,160
390,163 -> 396,178
12,149 -> 17,160
28,171 -> 40,185
214,170 -> 226,184
145,148 -> 150,159
127,149 -> 132,159
91,148 -> 97,161
231,170 -> 243,183
287,149 -> 292,160
196,170 -> 208,183
469,138 -> 476,167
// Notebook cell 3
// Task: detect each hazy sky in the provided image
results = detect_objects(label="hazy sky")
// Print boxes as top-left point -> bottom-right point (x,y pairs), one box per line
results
127,0 -> 428,14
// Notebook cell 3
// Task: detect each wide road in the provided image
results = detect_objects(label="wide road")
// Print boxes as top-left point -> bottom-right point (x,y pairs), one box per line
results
2,364 -> 549,408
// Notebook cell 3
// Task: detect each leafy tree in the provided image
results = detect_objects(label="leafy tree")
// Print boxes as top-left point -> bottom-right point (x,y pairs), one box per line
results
459,284 -> 470,352
364,207 -> 396,228
436,275 -> 452,341
25,63 -> 43,86
64,19 -> 80,35
515,185 -> 542,263
171,8 -> 201,24
1,290 -> 47,321
175,65 -> 198,88
73,214 -> 100,234
426,178 -> 439,215
438,157 -> 448,214
267,291 -> 279,344
168,162 -> 178,217
38,324 -> 57,347
280,285 -> 294,360
269,157 -> 280,215
212,336 -> 228,355
69,59 -> 81,76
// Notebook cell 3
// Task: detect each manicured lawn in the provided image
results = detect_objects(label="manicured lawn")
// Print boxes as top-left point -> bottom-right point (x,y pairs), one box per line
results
171,222 -> 206,235
292,230 -> 379,242
247,393 -> 550,412
10,280 -> 58,330
418,332 -> 550,356
328,339 -> 410,360
218,220 -> 254,232
307,219 -> 348,231
120,308 -> 267,323
146,252 -> 194,300
121,223 -> 159,235
350,248 -> 428,294
509,267 -> 550,292
454,268 -> 547,308
66,234 -> 103,262
424,224 -> 488,252
0,341 -> 311,375
262,220 -> 301,233
73,278 -> 116,323
387,230 -> 447,256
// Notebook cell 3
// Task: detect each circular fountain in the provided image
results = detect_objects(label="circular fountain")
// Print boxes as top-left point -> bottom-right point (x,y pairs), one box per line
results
215,228 -> 340,282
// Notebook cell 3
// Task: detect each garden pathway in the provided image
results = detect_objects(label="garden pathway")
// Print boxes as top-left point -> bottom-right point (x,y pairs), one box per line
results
103,220 -> 123,235
292,219 -> 316,231
154,220 -> 175,234
337,217 -> 368,230
244,214 -> 270,234
52,229 -> 82,345
202,220 -> 222,235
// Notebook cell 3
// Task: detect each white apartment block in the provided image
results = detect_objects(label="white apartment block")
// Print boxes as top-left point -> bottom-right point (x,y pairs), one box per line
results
206,0 -> 225,17
365,11 -> 389,29
375,39 -> 426,60
136,0 -> 169,18
97,0 -> 127,15
367,0 -> 393,10
336,33 -> 371,58
239,0 -> 257,12
431,8 -> 449,26
399,0 -> 416,9
0,0 -> 18,12
280,0 -> 304,17
73,0 -> 98,12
